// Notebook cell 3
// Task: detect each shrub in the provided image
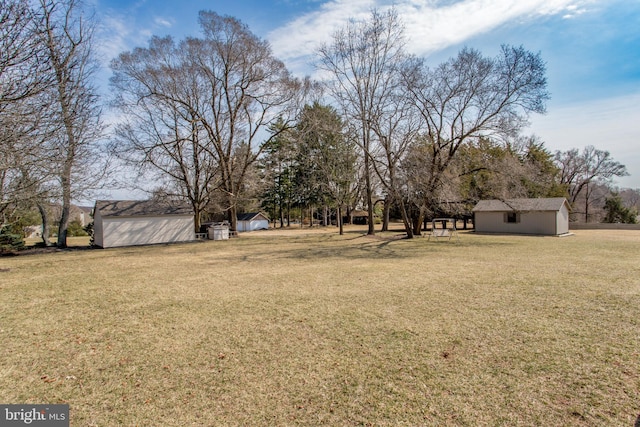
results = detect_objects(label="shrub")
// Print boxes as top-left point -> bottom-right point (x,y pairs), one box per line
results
0,226 -> 25,253
603,193 -> 638,224
67,220 -> 88,237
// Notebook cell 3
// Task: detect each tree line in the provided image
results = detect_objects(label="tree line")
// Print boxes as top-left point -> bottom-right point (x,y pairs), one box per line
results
1,0 -> 104,249
1,3 -> 637,249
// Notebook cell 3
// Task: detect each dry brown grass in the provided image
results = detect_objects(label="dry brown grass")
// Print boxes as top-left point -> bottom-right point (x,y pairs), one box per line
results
1,226 -> 639,426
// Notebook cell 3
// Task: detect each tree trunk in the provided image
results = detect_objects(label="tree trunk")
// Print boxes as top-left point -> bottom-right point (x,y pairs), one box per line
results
37,203 -> 53,247
412,213 -> 422,236
229,204 -> 238,232
279,201 -> 284,228
54,96 -> 75,249
584,183 -> 590,222
56,165 -> 72,248
338,206 -> 344,235
192,202 -> 202,233
410,204 -> 424,236
364,154 -> 375,235
57,203 -> 69,248
398,200 -> 414,239
381,198 -> 390,232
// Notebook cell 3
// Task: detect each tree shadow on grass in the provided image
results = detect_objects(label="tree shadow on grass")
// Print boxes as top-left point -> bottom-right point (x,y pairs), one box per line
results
235,235 -> 404,262
1,245 -> 93,257
231,230 -> 517,263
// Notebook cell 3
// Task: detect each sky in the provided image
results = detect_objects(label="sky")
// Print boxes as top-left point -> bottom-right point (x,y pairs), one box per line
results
92,0 -> 640,190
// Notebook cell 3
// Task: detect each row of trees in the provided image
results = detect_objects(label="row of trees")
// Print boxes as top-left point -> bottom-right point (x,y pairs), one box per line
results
1,4 -> 636,248
258,119 -> 636,233
108,8 -> 562,238
259,103 -> 358,234
0,0 -> 104,248
258,10 -> 633,233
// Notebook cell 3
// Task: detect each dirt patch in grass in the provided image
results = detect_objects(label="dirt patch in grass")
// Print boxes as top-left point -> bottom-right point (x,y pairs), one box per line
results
1,227 -> 639,425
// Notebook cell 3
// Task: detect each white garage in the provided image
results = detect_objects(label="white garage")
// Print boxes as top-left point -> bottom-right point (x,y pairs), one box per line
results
236,212 -> 270,232
473,198 -> 571,236
93,200 -> 195,248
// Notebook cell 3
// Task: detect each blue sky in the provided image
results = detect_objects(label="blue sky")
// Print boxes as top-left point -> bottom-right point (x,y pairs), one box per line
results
93,0 -> 640,189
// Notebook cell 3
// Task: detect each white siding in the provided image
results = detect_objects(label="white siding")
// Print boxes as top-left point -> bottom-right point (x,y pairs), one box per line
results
97,215 -> 195,248
475,212 -> 510,234
475,211 -> 559,235
237,219 -> 269,232
473,198 -> 570,236
556,204 -> 570,234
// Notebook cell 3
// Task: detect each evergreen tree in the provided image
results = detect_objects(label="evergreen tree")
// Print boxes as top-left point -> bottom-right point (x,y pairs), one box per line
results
603,193 -> 638,224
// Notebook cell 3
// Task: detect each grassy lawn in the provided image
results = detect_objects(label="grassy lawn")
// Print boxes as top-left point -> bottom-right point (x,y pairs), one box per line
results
1,226 -> 639,426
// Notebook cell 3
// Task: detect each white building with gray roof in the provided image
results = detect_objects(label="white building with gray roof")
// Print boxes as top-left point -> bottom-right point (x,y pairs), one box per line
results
93,200 -> 195,248
472,198 -> 571,236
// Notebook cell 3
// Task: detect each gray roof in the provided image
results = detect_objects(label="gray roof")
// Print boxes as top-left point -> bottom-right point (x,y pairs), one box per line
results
94,200 -> 193,217
237,212 -> 269,221
472,198 -> 569,212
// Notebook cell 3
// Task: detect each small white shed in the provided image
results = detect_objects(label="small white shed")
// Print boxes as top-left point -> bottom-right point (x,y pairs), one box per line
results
236,212 -> 269,232
472,198 -> 571,236
93,200 -> 195,248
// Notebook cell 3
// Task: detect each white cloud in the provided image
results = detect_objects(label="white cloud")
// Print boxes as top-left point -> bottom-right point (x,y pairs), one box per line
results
269,0 -> 592,63
95,3 -> 178,66
562,3 -> 589,19
94,8 -> 163,98
400,0 -> 585,54
268,0 -> 376,62
96,13 -> 133,67
267,0 -> 637,187
154,16 -> 174,28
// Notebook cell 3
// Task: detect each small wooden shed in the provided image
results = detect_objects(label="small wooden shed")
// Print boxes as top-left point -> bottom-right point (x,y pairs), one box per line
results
236,212 -> 269,232
472,198 -> 571,236
93,200 -> 195,248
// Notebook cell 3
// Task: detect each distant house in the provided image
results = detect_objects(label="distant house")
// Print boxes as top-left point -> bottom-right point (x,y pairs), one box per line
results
236,212 -> 269,232
76,206 -> 93,227
93,200 -> 195,248
472,198 -> 571,236
23,204 -> 93,238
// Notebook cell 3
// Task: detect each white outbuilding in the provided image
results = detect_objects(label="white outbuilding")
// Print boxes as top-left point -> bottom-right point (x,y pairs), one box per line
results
472,198 -> 571,236
236,212 -> 269,232
93,200 -> 195,248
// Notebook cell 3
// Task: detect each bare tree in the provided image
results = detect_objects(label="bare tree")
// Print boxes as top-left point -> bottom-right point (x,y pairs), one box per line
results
555,145 -> 628,222
0,0 -> 50,224
195,12 -> 309,231
111,36 -> 220,232
368,81 -> 421,237
619,187 -> 640,213
38,0 -> 103,247
402,45 -> 549,227
112,12 -> 307,231
0,0 -> 49,104
317,8 -> 407,235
